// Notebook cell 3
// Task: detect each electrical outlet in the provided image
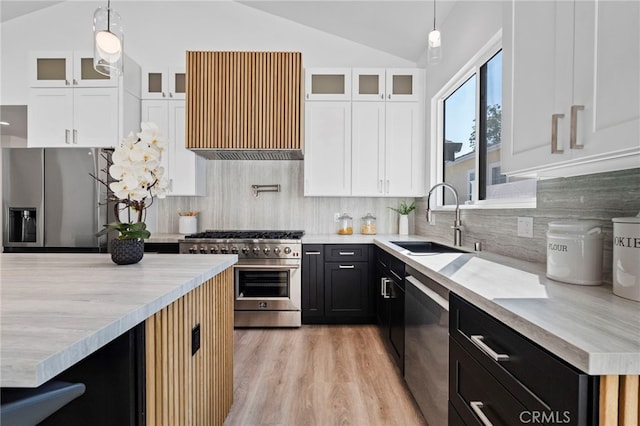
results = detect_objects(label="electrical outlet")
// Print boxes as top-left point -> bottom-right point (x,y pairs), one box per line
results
517,217 -> 534,238
334,212 -> 340,222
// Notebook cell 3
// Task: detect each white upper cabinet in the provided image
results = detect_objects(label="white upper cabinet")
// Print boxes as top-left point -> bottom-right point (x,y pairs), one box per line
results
30,51 -> 118,88
352,68 -> 386,101
142,67 -> 186,99
304,101 -> 352,196
305,67 -> 425,197
141,100 -> 206,196
385,69 -> 421,102
503,0 -> 639,178
304,68 -> 351,101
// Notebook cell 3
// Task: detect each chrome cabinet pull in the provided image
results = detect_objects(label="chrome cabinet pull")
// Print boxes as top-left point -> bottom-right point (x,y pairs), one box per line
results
551,113 -> 564,154
305,251 -> 321,255
570,105 -> 584,149
378,179 -> 383,193
65,129 -> 70,144
380,93 -> 384,99
65,80 -> 70,86
339,265 -> 355,269
73,79 -> 78,85
339,251 -> 355,256
470,401 -> 493,426
381,278 -> 390,298
72,129 -> 78,144
385,179 -> 390,193
470,335 -> 509,362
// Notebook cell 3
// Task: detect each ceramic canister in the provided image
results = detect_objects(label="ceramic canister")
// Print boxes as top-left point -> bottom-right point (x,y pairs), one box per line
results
612,216 -> 640,302
546,220 -> 603,285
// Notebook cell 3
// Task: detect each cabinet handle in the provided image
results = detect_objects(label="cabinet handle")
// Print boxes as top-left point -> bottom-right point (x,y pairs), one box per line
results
339,265 -> 355,269
388,94 -> 391,99
570,105 -> 584,149
72,129 -> 77,144
73,79 -> 78,85
381,277 -> 390,298
378,180 -> 383,193
162,92 -> 166,98
65,129 -> 70,144
169,92 -> 173,98
470,401 -> 493,426
470,335 -> 509,362
385,180 -> 390,193
306,93 -> 309,99
551,113 -> 565,154
305,251 -> 321,255
65,80 -> 70,86
339,251 -> 355,256
380,94 -> 384,99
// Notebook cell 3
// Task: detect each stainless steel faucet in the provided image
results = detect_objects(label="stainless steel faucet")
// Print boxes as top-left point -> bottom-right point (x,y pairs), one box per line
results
426,182 -> 462,246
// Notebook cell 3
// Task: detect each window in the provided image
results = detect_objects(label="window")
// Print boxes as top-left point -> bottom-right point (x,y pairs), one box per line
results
432,31 -> 535,208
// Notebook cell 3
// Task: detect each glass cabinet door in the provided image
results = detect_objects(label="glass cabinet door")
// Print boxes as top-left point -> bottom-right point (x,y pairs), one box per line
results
305,68 -> 351,101
73,53 -> 118,87
168,67 -> 186,99
142,69 -> 167,99
352,68 -> 386,101
30,52 -> 73,87
385,69 -> 421,102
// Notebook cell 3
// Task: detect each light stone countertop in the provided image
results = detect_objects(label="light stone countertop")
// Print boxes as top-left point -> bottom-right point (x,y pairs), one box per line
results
0,253 -> 237,387
373,236 -> 640,375
146,233 -> 184,243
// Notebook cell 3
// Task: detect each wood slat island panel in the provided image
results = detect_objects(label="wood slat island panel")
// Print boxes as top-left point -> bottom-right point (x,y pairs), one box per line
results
145,268 -> 233,426
599,375 -> 640,426
185,51 -> 301,151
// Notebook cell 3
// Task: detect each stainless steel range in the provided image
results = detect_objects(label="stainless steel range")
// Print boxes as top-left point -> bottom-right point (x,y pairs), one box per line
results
179,230 -> 304,328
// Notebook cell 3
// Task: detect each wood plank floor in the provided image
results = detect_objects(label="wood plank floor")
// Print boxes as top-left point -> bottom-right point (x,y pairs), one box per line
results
223,325 -> 427,426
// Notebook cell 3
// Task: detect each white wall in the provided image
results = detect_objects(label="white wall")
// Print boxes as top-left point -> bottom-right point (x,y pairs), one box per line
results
0,0 -> 416,104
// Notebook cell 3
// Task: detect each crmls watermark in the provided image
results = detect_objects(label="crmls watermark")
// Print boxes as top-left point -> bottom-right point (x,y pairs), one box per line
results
519,411 -> 571,424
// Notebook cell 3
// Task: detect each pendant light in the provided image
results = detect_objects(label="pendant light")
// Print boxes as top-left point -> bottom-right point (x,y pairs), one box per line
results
93,0 -> 124,76
428,0 -> 442,64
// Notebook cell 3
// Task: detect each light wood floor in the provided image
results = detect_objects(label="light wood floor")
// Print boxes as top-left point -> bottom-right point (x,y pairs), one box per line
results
223,325 -> 427,426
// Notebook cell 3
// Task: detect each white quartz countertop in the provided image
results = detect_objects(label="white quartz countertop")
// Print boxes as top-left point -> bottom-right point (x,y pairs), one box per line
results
0,253 -> 237,387
373,236 -> 640,375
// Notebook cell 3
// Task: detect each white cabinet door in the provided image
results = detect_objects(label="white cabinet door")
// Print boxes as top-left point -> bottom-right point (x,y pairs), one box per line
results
351,102 -> 385,195
385,69 -> 421,102
141,100 -> 205,196
73,88 -> 119,147
30,51 -> 74,88
27,89 -> 74,147
571,1 -> 640,160
502,0 -> 572,175
304,68 -> 351,101
385,102 -> 423,196
168,67 -> 186,100
352,69 -> 386,101
168,101 -> 205,195
304,102 -> 352,196
72,52 -> 118,87
142,68 -> 187,100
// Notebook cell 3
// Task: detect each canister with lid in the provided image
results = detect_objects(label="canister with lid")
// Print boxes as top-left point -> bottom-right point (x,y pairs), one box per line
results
546,220 -> 603,285
612,216 -> 640,301
360,213 -> 377,235
337,213 -> 353,235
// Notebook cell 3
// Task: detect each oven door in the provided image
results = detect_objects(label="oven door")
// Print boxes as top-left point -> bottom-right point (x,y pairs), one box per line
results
234,264 -> 301,311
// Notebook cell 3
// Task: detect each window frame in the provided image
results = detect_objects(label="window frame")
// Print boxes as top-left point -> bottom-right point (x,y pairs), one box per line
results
429,30 -> 536,210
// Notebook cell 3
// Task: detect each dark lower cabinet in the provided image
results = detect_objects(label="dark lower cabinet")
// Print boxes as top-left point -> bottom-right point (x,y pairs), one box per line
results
449,293 -> 598,425
302,244 -> 325,323
374,247 -> 405,373
302,244 -> 374,324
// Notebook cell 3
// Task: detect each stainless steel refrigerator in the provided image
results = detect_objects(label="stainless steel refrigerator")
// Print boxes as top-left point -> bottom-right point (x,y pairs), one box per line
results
2,148 -> 107,252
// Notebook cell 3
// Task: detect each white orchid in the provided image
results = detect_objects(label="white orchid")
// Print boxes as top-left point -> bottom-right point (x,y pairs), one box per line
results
105,122 -> 169,224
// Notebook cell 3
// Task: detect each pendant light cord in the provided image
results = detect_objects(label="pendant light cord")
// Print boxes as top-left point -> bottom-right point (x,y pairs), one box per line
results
433,0 -> 436,31
107,0 -> 111,30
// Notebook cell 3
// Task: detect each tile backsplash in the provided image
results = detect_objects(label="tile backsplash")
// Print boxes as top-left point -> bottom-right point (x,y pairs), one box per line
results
415,168 -> 640,283
155,160 -> 415,235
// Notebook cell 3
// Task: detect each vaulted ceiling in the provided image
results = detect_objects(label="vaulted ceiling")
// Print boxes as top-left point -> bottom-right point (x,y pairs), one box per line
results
1,0 -> 455,63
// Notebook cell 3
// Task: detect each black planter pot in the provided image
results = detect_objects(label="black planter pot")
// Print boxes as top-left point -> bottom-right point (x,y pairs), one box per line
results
111,239 -> 144,265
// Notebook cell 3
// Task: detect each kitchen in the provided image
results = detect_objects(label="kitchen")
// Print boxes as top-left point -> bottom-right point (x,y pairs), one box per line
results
1,1 -> 639,425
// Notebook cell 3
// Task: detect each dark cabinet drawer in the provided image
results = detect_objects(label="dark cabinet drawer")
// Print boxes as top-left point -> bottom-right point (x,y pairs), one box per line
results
450,293 -> 595,425
450,337 -> 528,425
325,244 -> 369,262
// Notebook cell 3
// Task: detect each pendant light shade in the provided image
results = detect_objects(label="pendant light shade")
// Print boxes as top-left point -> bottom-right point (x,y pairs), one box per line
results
428,0 -> 442,64
93,1 -> 123,76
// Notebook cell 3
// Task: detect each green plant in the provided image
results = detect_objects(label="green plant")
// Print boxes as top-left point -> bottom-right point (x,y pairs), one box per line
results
96,221 -> 150,240
388,201 -> 416,215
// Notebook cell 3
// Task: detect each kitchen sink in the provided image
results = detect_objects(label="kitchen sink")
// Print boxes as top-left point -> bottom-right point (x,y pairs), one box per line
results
390,241 -> 466,254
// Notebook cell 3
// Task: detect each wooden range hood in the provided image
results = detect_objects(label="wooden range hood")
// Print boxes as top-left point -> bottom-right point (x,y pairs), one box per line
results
185,51 -> 303,160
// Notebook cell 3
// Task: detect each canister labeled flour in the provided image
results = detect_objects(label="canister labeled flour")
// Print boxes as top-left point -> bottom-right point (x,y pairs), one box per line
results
546,220 -> 603,285
612,216 -> 640,302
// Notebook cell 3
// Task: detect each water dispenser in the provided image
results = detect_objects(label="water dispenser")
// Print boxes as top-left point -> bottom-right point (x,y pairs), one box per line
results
8,208 -> 37,244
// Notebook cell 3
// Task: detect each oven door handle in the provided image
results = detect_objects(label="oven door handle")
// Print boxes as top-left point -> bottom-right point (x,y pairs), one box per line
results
234,264 -> 300,270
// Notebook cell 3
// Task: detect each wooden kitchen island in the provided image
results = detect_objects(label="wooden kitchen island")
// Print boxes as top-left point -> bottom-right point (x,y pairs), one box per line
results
0,253 -> 237,425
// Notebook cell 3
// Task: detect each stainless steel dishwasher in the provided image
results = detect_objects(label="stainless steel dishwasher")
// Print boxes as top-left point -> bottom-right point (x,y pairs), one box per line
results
404,265 -> 449,426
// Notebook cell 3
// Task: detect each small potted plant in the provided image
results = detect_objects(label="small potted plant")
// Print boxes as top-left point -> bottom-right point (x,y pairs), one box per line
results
93,122 -> 169,264
389,201 -> 416,235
